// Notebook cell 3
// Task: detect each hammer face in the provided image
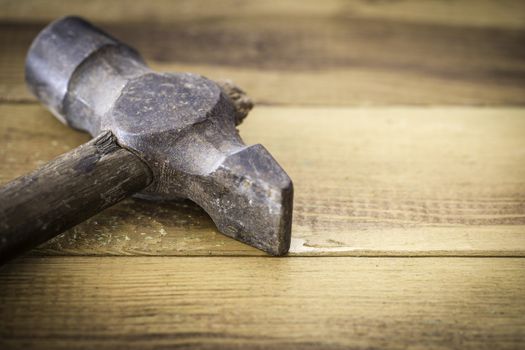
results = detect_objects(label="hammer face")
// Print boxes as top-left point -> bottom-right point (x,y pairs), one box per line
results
203,145 -> 293,255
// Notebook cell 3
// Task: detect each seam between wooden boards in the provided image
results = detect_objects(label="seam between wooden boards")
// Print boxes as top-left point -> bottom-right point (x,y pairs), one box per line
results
20,254 -> 525,259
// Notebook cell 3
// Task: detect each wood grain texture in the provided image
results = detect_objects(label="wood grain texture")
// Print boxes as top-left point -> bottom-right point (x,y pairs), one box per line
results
1,3 -> 524,350
1,104 -> 524,257
1,0 -> 524,28
0,131 -> 152,264
0,256 -> 524,350
1,1 -> 524,105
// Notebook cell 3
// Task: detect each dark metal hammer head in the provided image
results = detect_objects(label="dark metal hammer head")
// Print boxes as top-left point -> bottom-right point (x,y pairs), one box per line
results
25,16 -> 293,255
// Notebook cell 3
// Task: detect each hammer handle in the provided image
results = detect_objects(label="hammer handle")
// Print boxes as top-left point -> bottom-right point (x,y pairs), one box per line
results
0,131 -> 152,264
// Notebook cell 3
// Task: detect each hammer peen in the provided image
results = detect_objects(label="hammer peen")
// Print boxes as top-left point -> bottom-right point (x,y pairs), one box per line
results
0,16 -> 293,264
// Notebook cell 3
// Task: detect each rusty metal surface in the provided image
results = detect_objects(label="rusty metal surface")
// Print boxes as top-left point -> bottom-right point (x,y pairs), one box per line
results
24,16 -> 293,255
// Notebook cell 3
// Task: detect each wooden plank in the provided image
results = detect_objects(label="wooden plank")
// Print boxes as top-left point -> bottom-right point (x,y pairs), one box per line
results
1,0 -> 524,28
0,256 -> 524,349
1,104 -> 524,256
1,6 -> 524,105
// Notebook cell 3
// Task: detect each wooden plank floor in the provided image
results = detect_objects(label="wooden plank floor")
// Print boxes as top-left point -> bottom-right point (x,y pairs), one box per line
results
0,1 -> 524,349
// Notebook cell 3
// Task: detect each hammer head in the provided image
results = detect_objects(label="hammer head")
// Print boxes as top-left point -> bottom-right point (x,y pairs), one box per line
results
25,17 -> 293,255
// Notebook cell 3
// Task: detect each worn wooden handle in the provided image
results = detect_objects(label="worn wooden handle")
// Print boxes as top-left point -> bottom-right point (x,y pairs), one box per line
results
0,131 -> 152,264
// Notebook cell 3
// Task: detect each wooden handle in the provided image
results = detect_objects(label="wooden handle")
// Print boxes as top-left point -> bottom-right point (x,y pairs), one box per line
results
0,131 -> 152,264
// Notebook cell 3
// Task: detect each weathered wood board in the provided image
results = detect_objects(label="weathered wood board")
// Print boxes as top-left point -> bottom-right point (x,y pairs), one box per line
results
3,0 -> 525,27
1,256 -> 524,350
1,0 -> 524,105
1,104 -> 524,256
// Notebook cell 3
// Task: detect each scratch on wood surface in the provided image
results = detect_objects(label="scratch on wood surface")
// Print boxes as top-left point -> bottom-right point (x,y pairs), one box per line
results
290,238 -> 362,254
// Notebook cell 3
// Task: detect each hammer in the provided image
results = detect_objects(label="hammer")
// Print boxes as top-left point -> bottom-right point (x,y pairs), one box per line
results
0,17 -> 293,264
